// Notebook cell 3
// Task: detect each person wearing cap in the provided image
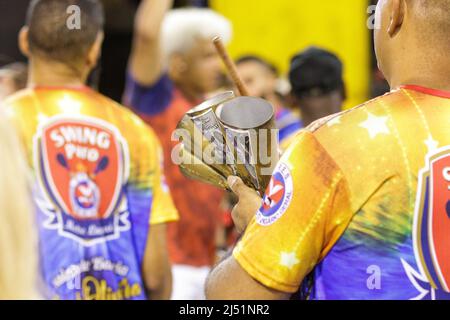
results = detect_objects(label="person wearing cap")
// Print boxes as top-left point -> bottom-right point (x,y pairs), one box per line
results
281,47 -> 346,150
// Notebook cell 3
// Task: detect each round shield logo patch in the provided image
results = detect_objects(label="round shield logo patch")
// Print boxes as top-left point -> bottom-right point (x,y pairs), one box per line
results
256,162 -> 293,226
34,115 -> 131,246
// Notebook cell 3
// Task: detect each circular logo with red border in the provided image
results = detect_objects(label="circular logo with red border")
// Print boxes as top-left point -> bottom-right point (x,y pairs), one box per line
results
256,162 -> 293,226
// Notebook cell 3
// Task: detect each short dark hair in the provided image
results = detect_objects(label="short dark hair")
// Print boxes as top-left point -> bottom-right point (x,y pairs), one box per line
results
26,0 -> 104,65
289,46 -> 344,98
235,55 -> 279,77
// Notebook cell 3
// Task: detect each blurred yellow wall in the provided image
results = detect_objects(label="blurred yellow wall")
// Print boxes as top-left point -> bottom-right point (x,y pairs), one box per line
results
211,0 -> 371,109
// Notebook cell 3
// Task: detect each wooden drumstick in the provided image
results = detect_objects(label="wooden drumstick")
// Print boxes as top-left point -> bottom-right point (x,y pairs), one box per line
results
213,36 -> 249,97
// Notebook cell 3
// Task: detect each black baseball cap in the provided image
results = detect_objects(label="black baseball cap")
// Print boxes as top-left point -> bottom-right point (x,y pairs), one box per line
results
289,46 -> 344,98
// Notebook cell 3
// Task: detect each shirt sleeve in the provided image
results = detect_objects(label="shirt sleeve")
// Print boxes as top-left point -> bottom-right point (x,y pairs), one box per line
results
148,136 -> 179,225
233,131 -> 354,293
134,123 -> 178,225
123,72 -> 174,116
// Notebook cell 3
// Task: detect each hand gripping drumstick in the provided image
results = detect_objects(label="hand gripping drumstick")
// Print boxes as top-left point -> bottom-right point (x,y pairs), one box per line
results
213,36 -> 249,97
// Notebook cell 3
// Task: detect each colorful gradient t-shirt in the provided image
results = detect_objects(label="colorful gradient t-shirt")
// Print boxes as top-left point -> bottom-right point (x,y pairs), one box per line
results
5,86 -> 178,300
234,85 -> 450,300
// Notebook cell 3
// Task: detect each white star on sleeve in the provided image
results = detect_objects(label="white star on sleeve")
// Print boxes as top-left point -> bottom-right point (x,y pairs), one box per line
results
359,113 -> 390,139
279,251 -> 300,269
424,135 -> 439,153
58,95 -> 82,113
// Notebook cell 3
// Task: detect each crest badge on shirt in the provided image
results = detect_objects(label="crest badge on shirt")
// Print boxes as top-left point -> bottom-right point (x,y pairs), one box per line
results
401,146 -> 450,300
33,115 -> 131,246
256,162 -> 293,226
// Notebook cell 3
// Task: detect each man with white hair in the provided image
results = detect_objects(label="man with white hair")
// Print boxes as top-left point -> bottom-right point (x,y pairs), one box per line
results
124,0 -> 232,300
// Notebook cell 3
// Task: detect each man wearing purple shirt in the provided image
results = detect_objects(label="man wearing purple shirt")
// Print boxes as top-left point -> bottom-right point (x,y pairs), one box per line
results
124,0 -> 232,300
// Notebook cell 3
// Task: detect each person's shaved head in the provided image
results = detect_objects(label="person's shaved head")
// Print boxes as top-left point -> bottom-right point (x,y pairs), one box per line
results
25,0 -> 104,67
411,0 -> 450,17
374,0 -> 450,90
410,0 -> 450,42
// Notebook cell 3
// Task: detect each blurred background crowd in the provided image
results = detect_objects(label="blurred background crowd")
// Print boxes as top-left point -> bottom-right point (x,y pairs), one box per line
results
0,0 -> 390,300
0,0 -> 388,103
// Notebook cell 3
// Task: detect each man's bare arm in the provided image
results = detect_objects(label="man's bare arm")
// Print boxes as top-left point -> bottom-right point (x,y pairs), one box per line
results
128,0 -> 173,86
205,177 -> 291,300
142,223 -> 172,300
205,255 -> 290,300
